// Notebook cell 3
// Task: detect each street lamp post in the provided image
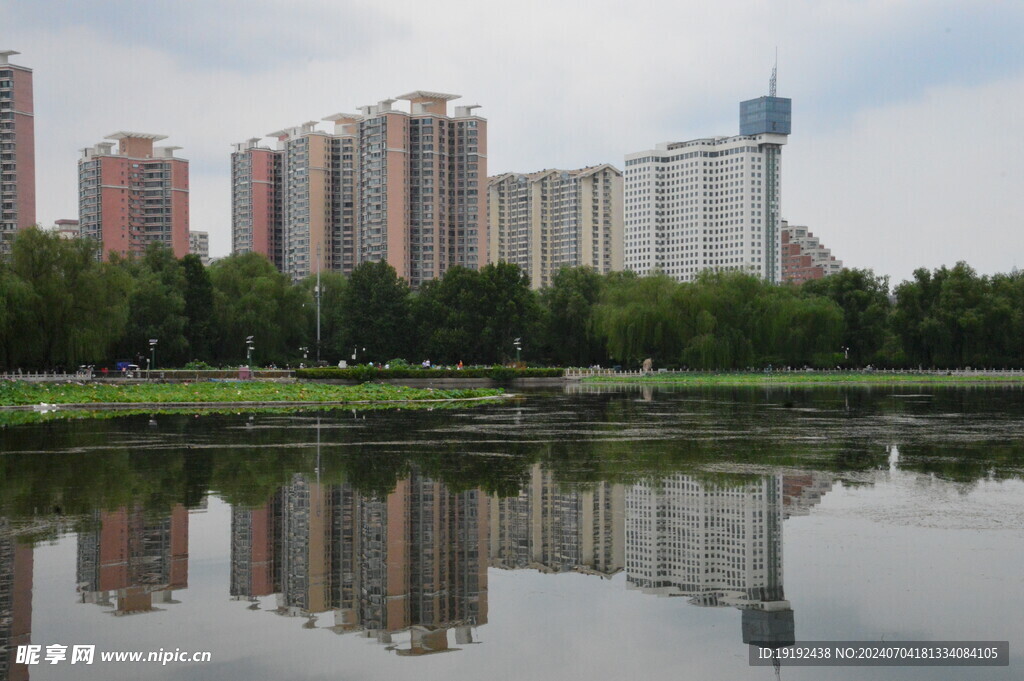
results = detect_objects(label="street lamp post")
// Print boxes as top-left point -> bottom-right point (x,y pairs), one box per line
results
149,339 -> 158,380
246,336 -> 255,367
315,245 -> 322,364
514,337 -> 522,365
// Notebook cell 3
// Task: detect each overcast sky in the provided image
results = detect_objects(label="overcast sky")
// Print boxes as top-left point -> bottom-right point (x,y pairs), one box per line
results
4,0 -> 1023,283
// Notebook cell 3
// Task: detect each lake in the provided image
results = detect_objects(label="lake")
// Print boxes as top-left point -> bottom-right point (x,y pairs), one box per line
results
1,385 -> 1022,680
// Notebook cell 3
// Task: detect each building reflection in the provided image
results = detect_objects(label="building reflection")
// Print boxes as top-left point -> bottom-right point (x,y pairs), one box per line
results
230,468 -> 488,655
0,520 -> 33,681
489,464 -> 625,577
625,473 -> 832,647
76,505 -> 189,615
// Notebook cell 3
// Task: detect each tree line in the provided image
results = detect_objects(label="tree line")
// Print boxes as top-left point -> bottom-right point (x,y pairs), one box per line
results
1,227 -> 1023,370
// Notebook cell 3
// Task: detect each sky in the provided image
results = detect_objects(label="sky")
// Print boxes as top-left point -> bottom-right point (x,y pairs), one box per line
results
3,0 -> 1023,283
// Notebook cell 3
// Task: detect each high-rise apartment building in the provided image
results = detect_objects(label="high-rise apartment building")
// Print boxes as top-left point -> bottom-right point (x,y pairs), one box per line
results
79,133 -> 190,259
189,230 -> 209,264
232,92 -> 486,286
488,165 -> 623,289
781,221 -> 843,285
231,138 -> 282,267
624,91 -> 791,283
0,50 -> 35,256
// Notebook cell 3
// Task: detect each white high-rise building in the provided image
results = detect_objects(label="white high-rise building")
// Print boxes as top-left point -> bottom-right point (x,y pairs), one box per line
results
624,92 -> 791,283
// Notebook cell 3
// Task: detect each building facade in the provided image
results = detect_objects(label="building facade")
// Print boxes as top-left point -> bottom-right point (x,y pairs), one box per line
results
189,230 -> 209,264
488,165 -> 623,289
624,94 -> 791,283
0,50 -> 35,256
232,92 -> 486,286
781,221 -> 843,285
79,132 -> 190,259
52,218 -> 80,239
231,138 -> 282,267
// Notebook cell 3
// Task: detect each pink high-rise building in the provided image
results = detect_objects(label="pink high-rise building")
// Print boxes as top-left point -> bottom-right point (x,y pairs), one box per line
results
79,132 -> 189,259
231,138 -> 282,268
233,92 -> 486,286
0,50 -> 35,255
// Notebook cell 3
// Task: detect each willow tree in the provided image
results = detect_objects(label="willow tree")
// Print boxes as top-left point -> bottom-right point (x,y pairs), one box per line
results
593,272 -> 683,366
4,228 -> 130,369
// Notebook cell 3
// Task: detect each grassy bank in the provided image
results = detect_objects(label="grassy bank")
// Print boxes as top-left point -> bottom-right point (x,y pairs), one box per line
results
0,381 -> 504,407
583,372 -> 1024,387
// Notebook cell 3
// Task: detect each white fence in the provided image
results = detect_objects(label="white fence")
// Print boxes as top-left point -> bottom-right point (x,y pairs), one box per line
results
564,367 -> 1024,379
0,370 -> 95,382
0,369 -> 295,382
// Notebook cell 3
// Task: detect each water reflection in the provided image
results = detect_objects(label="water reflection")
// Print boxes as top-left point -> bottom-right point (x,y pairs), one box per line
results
218,462 -> 840,661
76,506 -> 189,615
230,469 -> 488,655
0,387 -> 1022,679
0,521 -> 32,681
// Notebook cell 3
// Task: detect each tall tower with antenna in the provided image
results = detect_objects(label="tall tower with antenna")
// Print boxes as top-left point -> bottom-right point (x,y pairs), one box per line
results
736,59 -> 791,284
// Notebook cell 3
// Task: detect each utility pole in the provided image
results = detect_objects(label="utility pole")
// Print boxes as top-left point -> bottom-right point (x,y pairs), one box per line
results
316,244 -> 322,364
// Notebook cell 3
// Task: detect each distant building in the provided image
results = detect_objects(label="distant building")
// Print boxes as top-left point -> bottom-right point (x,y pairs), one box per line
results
78,132 -> 189,259
624,88 -> 791,283
232,92 -> 486,286
51,218 -> 80,239
488,165 -> 623,289
0,50 -> 35,256
781,221 -> 843,285
189,230 -> 209,264
231,138 -> 282,268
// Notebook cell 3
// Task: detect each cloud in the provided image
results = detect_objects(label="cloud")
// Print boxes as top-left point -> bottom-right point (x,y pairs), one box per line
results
785,74 -> 1024,282
6,0 -> 405,71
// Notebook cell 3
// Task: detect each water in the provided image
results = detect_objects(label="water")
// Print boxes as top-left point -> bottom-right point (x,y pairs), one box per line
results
1,386 -> 1022,680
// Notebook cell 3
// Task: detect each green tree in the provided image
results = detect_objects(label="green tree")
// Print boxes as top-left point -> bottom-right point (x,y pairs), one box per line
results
181,254 -> 215,362
414,263 -> 540,364
413,267 -> 486,363
115,244 -> 189,368
298,271 -> 347,364
801,269 -> 891,365
892,263 -> 994,368
5,228 -> 130,369
478,262 -> 541,364
593,272 -> 682,366
209,253 -> 310,365
340,260 -> 411,363
540,266 -> 606,366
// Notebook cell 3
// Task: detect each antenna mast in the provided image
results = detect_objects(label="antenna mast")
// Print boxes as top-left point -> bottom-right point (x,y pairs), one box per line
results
769,48 -> 778,97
